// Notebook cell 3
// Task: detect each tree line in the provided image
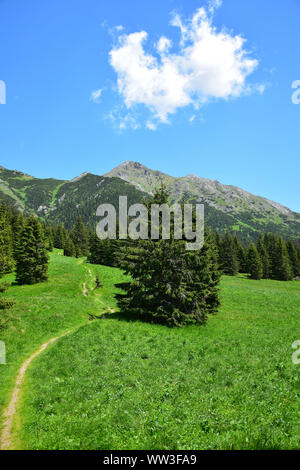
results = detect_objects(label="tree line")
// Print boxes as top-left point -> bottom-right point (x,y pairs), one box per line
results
215,231 -> 300,281
86,219 -> 300,283
1,198 -> 299,287
1,192 -> 300,328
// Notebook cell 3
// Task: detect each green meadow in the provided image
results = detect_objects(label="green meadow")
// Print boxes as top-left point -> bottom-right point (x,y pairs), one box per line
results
0,251 -> 299,450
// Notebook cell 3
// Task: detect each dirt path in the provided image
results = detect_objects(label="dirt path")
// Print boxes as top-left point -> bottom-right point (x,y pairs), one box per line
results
82,282 -> 88,297
85,268 -> 115,313
0,330 -> 71,451
82,268 -> 92,297
1,267 -> 115,450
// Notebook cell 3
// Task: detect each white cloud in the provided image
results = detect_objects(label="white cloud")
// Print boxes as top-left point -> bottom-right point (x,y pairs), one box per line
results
255,84 -> 266,95
108,2 -> 260,129
106,107 -> 140,131
146,121 -> 157,131
156,36 -> 172,54
90,89 -> 103,103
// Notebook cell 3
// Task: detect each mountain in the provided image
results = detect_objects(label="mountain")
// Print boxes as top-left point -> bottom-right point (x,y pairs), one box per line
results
105,161 -> 300,241
0,166 -> 149,229
1,162 -> 299,242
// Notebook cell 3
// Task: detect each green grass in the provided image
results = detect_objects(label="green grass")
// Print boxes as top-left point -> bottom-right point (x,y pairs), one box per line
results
0,250 -> 128,446
6,255 -> 298,450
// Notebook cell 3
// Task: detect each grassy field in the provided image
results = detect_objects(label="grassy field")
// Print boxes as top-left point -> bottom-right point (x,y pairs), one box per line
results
0,250 -> 128,448
1,252 -> 300,450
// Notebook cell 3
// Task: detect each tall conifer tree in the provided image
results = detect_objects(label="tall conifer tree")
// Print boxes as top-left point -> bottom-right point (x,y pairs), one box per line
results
15,216 -> 49,285
257,235 -> 270,279
233,234 -> 247,273
0,204 -> 14,276
71,216 -> 89,258
117,186 -> 220,326
63,234 -> 76,257
219,232 -> 239,276
286,240 -> 300,278
274,237 -> 293,281
246,243 -> 263,280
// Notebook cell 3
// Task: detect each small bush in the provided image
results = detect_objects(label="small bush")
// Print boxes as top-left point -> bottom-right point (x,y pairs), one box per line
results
0,298 -> 16,310
0,281 -> 11,293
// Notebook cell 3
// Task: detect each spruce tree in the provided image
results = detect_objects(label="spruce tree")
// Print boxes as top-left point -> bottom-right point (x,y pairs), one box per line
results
0,204 -> 14,276
15,216 -> 49,285
88,233 -> 118,267
53,225 -> 67,250
117,186 -> 220,326
117,235 -> 220,327
214,231 -> 222,268
263,233 -> 278,279
286,240 -> 300,278
246,243 -> 263,280
256,235 -> 270,279
274,237 -> 293,281
71,216 -> 89,258
219,232 -> 239,276
233,234 -> 247,273
43,224 -> 54,251
10,210 -> 24,257
63,235 -> 76,257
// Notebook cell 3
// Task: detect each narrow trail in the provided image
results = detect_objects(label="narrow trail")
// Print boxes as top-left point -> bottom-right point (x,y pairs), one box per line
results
82,268 -> 92,297
1,264 -> 115,450
0,330 -> 70,451
82,282 -> 88,297
85,267 -> 115,313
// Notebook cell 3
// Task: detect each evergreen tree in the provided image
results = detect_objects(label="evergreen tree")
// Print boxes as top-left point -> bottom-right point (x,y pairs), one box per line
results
15,216 -> 49,285
256,234 -> 270,279
88,232 -> 118,267
214,231 -> 222,268
53,225 -> 67,250
10,210 -> 25,256
233,234 -> 247,273
117,235 -> 220,327
219,232 -> 239,276
286,240 -> 300,278
263,233 -> 278,279
63,235 -> 76,257
0,204 -> 14,276
117,186 -> 220,326
71,216 -> 89,258
43,224 -> 54,251
246,243 -> 263,280
273,237 -> 293,281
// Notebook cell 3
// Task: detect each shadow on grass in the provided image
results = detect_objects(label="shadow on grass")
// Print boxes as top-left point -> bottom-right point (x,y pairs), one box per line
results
98,282 -> 210,329
112,281 -> 163,326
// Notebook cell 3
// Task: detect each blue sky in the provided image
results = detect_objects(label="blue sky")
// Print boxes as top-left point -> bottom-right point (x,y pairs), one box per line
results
0,0 -> 300,211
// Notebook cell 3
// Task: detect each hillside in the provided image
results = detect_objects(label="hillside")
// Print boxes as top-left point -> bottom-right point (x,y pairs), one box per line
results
0,166 -> 149,229
105,161 -> 300,241
1,252 -> 299,449
1,163 -> 300,241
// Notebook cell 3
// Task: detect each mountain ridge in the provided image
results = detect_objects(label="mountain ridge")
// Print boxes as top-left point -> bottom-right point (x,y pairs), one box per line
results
105,161 -> 295,217
0,162 -> 299,242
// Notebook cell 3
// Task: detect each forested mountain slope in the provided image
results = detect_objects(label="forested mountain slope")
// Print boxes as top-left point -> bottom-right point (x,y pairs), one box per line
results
1,163 -> 299,241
